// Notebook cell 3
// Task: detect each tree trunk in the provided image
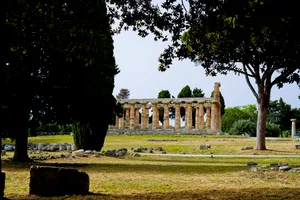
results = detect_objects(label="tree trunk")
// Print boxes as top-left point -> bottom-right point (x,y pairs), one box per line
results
255,83 -> 271,150
13,128 -> 30,162
256,102 -> 268,150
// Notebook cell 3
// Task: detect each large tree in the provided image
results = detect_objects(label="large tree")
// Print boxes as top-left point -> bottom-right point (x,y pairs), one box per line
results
122,0 -> 299,150
4,0 -> 119,161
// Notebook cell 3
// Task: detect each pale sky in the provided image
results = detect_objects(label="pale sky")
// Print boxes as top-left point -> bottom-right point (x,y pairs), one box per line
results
112,31 -> 300,109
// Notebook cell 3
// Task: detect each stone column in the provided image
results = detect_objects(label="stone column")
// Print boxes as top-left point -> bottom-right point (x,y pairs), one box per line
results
206,106 -> 211,129
152,103 -> 158,129
119,115 -> 124,129
125,108 -> 130,128
129,103 -> 135,130
163,103 -> 169,129
187,103 -> 193,129
199,103 -> 204,129
184,105 -> 188,127
135,107 -> 140,127
146,106 -> 149,128
213,82 -> 222,130
195,106 -> 200,129
141,104 -> 147,129
211,102 -> 218,130
175,103 -> 181,130
115,116 -> 119,129
291,119 -> 297,138
156,105 -> 160,128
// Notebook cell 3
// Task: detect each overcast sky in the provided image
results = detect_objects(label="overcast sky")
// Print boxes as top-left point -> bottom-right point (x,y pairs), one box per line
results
112,31 -> 300,109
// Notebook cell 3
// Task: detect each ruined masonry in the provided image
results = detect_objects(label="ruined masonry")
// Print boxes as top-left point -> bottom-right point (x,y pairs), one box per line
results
108,82 -> 222,134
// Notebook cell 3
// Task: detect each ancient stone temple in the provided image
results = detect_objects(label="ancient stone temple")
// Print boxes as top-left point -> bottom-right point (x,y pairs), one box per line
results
108,82 -> 222,134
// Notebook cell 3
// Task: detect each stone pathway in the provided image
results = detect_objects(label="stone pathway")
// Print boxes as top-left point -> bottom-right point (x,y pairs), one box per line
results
140,153 -> 300,158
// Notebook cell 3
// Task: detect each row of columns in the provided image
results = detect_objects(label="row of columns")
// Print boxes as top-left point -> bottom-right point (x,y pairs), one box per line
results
112,82 -> 222,132
114,101 -> 221,131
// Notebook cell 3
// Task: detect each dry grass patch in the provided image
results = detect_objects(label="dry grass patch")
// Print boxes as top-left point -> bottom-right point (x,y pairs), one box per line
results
3,155 -> 300,200
2,134 -> 300,199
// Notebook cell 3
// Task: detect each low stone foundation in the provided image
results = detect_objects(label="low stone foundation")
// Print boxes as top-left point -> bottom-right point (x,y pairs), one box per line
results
0,172 -> 5,198
29,165 -> 89,196
107,128 -> 222,135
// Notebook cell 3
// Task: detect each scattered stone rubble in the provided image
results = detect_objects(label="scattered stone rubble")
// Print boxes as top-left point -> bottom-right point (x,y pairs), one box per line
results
250,163 -> 300,173
2,143 -> 74,152
147,139 -> 178,142
1,142 -> 169,160
200,144 -> 211,149
241,146 -> 254,150
102,146 -> 167,157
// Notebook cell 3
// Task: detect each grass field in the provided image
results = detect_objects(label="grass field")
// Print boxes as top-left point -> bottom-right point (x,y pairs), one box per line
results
2,134 -> 300,199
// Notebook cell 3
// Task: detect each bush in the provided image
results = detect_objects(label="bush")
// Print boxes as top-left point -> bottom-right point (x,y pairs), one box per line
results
282,130 -> 291,138
229,120 -> 256,136
37,123 -> 62,133
266,123 -> 281,137
62,124 -> 72,132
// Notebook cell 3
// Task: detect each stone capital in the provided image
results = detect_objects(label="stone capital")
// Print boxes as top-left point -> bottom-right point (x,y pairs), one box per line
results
291,119 -> 297,122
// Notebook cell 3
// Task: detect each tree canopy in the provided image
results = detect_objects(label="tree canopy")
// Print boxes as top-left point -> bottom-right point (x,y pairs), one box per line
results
158,90 -> 171,99
116,88 -> 130,99
192,88 -> 205,98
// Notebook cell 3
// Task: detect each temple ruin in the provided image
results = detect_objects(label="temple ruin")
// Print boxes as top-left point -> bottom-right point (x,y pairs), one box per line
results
108,82 -> 222,134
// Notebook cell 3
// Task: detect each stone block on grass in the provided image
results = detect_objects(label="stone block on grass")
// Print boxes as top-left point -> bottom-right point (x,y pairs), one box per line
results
241,146 -> 253,150
29,165 -> 89,196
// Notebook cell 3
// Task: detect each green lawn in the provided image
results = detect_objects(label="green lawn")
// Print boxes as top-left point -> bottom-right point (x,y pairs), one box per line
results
2,134 -> 300,199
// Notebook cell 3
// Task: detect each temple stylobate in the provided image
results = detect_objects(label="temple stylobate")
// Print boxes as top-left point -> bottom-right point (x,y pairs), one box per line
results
108,82 -> 222,134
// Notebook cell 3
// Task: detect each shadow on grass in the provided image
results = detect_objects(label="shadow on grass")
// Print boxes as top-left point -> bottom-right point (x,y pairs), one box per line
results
2,159 -> 249,174
1,160 -> 89,171
8,187 -> 300,200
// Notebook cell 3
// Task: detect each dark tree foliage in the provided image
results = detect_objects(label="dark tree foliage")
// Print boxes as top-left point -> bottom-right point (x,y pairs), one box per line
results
4,0 -> 119,161
158,90 -> 171,99
192,88 -> 205,98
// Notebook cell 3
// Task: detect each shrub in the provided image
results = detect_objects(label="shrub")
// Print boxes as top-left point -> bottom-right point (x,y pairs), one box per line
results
62,124 -> 72,132
282,130 -> 291,138
229,120 -> 256,136
266,123 -> 281,137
